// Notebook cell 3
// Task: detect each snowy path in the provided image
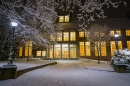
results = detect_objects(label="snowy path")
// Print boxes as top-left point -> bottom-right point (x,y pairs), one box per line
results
0,60 -> 130,86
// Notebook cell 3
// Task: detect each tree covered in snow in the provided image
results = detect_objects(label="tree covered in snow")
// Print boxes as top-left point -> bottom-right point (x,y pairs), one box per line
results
86,24 -> 111,63
0,0 -> 127,60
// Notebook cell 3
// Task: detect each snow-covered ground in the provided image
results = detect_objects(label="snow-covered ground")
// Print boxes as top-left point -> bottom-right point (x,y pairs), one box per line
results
0,60 -> 130,86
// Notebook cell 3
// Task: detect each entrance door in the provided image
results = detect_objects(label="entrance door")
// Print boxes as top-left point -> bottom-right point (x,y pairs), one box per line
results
62,44 -> 69,58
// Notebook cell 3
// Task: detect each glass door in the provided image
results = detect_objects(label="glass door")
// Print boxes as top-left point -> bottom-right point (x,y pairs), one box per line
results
55,44 -> 61,58
62,44 -> 69,58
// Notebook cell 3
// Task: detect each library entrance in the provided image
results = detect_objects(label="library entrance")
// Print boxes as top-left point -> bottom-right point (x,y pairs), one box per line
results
49,44 -> 77,59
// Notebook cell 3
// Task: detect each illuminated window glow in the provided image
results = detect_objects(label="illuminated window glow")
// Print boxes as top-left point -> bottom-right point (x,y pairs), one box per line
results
127,41 -> 130,49
70,32 -> 76,41
79,42 -> 85,56
64,32 -> 69,41
126,30 -> 130,36
59,15 -> 69,23
85,42 -> 91,56
79,32 -> 84,37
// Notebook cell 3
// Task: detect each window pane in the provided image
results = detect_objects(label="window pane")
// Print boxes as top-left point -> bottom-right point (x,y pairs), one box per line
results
126,30 -> 130,36
50,35 -> 55,41
85,42 -> 91,56
95,42 -> 100,56
101,42 -> 107,56
59,16 -> 64,22
42,51 -> 46,56
19,47 -> 23,56
25,41 -> 32,56
70,32 -> 76,41
57,32 -> 62,41
127,41 -> 130,49
37,51 -> 41,56
65,16 -> 69,22
110,41 -> 116,56
110,31 -> 114,36
79,42 -> 85,56
70,45 -> 76,58
64,32 -> 69,41
79,31 -> 84,37
118,41 -> 122,50
116,30 -> 121,36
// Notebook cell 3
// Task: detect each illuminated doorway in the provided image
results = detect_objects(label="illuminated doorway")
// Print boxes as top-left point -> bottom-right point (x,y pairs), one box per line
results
62,44 -> 69,58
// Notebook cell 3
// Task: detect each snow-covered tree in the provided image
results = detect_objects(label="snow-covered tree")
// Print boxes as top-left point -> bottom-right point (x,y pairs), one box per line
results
86,24 -> 111,63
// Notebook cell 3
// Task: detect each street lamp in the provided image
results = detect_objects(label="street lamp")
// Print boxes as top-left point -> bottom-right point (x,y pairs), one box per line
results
114,32 -> 119,55
8,21 -> 18,65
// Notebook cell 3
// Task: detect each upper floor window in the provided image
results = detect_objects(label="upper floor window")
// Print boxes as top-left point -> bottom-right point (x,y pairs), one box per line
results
126,30 -> 130,36
57,32 -> 62,41
70,32 -> 76,41
63,32 -> 69,41
59,15 -> 69,23
79,31 -> 84,37
50,35 -> 55,41
110,30 -> 121,36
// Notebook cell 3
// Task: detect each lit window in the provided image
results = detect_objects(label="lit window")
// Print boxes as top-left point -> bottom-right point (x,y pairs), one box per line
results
95,42 -> 100,56
110,31 -> 114,36
25,41 -> 32,56
37,51 -> 41,56
79,31 -> 84,37
95,42 -> 106,56
118,41 -> 122,50
65,16 -> 69,22
64,32 -> 69,41
57,32 -> 62,41
42,51 -> 46,56
110,30 -> 121,36
59,15 -> 69,23
70,32 -> 76,41
19,47 -> 23,56
50,35 -> 55,41
110,41 -> 116,56
101,42 -> 107,56
126,30 -> 130,36
127,41 -> 130,49
110,41 -> 122,56
116,30 -> 121,36
79,42 -> 85,56
85,42 -> 91,56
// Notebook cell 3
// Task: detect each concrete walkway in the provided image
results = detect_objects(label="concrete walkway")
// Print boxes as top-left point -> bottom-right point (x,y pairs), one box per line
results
0,60 -> 57,77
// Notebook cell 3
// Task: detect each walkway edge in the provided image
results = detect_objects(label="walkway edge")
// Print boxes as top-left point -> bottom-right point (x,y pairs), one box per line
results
17,62 -> 57,77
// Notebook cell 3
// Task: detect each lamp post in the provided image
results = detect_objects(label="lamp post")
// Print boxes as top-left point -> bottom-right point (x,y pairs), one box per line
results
114,32 -> 119,55
8,21 -> 18,65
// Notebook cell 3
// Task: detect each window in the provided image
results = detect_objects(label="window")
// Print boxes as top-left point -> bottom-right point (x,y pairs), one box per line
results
50,35 -> 55,41
126,30 -> 130,36
110,30 -> 121,36
118,41 -> 122,50
127,41 -> 130,49
63,32 -> 69,41
19,47 -> 23,56
57,32 -> 62,41
79,31 -> 84,37
95,42 -> 106,56
70,32 -> 76,41
79,42 -> 85,56
25,41 -> 32,56
85,42 -> 91,56
110,41 -> 116,56
110,41 -> 122,56
59,15 -> 69,23
101,42 -> 107,56
37,51 -> 41,56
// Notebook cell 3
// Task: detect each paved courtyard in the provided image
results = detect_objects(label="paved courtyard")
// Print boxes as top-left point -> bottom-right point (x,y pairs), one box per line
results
0,59 -> 130,86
